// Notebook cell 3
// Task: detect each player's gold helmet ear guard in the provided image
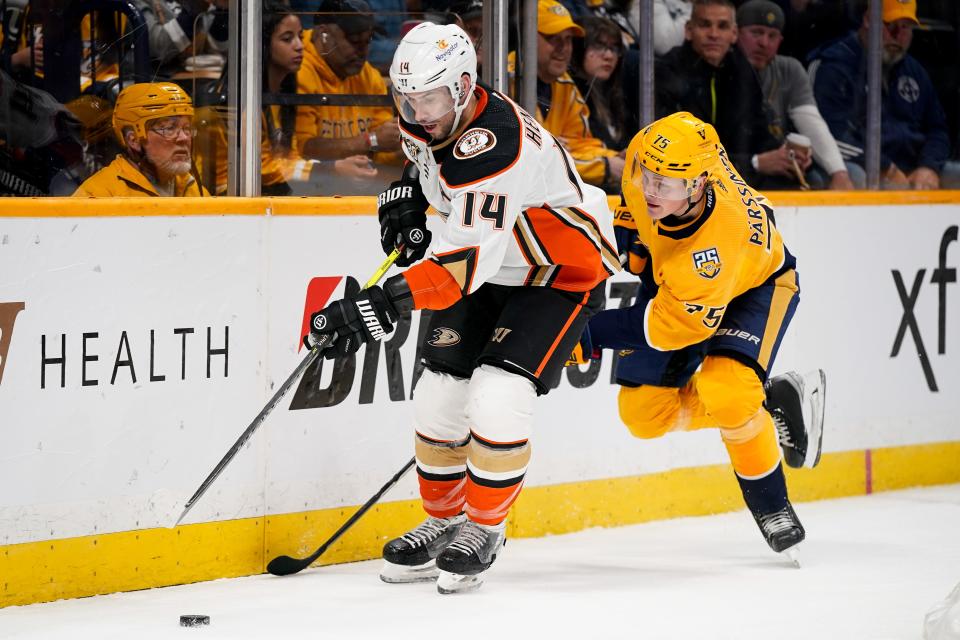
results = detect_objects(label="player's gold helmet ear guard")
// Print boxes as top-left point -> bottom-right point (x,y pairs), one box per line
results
622,112 -> 720,210
112,82 -> 194,145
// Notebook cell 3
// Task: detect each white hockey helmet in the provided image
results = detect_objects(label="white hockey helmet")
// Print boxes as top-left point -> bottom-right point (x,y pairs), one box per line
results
389,22 -> 478,135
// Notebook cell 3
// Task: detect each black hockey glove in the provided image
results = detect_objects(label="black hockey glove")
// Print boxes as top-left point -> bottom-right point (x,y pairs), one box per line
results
305,285 -> 398,359
378,178 -> 431,267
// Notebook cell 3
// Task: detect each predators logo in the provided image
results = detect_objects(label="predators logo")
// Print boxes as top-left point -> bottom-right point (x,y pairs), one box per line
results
692,248 -> 721,279
437,39 -> 448,50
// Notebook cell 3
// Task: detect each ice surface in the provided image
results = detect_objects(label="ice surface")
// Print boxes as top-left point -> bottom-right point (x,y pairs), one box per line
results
2,484 -> 958,639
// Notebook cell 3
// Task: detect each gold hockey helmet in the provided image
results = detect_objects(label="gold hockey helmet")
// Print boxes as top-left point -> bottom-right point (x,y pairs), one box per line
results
65,95 -> 114,144
112,82 -> 194,144
622,112 -> 720,210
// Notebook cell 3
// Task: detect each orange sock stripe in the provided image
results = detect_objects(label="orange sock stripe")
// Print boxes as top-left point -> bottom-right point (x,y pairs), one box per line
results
417,475 -> 466,519
464,471 -> 524,526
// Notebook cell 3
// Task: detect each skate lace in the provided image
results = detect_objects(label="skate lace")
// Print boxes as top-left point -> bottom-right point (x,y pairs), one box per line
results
447,522 -> 491,556
400,518 -> 449,547
771,410 -> 793,447
759,508 -> 795,536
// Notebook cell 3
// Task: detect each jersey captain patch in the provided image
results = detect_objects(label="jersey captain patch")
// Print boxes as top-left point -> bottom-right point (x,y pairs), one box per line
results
692,247 -> 721,279
454,128 -> 497,159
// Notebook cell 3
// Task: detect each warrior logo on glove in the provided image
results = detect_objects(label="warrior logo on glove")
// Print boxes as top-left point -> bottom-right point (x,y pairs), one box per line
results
312,314 -> 327,331
356,298 -> 388,340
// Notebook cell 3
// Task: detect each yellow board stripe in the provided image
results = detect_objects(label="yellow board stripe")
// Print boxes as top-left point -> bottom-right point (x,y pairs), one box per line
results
3,191 -> 960,219
2,441 -> 959,608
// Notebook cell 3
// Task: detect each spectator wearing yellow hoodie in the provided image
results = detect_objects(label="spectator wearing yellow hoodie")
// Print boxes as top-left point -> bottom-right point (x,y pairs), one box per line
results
295,0 -> 401,167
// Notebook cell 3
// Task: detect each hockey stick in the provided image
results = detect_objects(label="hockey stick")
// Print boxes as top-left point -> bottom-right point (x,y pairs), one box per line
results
173,247 -> 402,527
266,455 -> 416,576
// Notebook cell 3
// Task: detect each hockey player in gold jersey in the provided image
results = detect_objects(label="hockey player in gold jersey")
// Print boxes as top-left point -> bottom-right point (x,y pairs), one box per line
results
573,112 -> 826,561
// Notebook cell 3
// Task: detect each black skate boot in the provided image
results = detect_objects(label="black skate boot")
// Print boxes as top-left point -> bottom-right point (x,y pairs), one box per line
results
435,519 -> 506,594
379,514 -> 465,583
753,502 -> 805,566
765,369 -> 826,469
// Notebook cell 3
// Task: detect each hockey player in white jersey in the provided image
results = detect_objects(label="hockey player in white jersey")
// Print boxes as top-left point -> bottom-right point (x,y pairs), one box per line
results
304,22 -> 619,593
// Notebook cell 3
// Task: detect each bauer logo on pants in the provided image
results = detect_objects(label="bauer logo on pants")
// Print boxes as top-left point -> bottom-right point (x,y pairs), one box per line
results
0,301 -> 26,385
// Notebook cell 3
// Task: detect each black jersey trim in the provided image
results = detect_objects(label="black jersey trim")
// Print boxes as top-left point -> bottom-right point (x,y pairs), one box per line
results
416,467 -> 467,482
439,88 -> 523,189
566,206 -> 620,274
470,431 -> 529,451
465,467 -> 524,489
657,185 -> 717,240
551,134 -> 584,202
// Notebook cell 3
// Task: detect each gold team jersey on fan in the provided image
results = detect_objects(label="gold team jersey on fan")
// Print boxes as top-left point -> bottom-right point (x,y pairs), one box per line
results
295,31 -> 394,160
622,148 -> 790,352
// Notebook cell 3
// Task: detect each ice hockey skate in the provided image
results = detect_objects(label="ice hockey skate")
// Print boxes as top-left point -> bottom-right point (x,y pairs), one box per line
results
379,514 -> 466,584
435,519 -> 506,594
753,502 -> 805,567
766,369 -> 826,469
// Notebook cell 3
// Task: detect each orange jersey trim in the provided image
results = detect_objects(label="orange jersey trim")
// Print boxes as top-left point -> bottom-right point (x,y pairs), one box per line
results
402,258 -> 465,310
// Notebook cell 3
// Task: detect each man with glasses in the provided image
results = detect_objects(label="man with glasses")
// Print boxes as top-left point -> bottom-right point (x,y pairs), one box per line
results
74,83 -> 207,197
810,0 -> 954,189
296,0 -> 401,173
534,0 -> 624,192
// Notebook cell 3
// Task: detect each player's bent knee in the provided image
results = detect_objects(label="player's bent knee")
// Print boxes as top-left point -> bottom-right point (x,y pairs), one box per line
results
413,368 -> 472,443
465,364 -> 536,443
618,385 -> 676,439
697,356 -> 765,428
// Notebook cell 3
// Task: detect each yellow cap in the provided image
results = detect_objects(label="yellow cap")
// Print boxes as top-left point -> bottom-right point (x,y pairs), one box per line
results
538,0 -> 585,37
883,0 -> 919,25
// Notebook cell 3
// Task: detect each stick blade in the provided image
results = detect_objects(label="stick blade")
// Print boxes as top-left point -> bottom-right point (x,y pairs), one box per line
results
266,554 -> 311,576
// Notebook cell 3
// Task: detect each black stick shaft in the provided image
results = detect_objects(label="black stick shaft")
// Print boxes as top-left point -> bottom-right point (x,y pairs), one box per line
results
174,248 -> 402,527
174,348 -> 322,526
267,456 -> 416,576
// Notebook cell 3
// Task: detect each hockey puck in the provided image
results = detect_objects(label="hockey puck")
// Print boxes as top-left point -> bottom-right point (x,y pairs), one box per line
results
179,615 -> 210,627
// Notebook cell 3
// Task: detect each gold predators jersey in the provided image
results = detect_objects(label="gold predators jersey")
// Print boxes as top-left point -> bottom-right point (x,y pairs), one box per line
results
625,149 -> 792,352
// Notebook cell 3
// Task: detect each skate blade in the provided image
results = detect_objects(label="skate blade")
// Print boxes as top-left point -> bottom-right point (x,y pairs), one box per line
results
782,546 -> 802,568
437,570 -> 484,594
804,369 -> 826,469
379,560 -> 439,584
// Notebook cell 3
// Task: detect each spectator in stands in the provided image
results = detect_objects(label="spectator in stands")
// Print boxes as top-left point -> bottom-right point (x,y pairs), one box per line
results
449,0 -> 483,55
296,0 -> 401,173
561,0 -> 639,47
571,16 -> 631,151
631,0 -> 693,55
133,0 -> 229,80
73,82 -> 208,196
261,0 -> 377,194
0,1 -> 42,81
655,0 -> 780,185
810,0 -> 955,189
536,0 -> 623,192
193,0 -> 379,195
736,0 -> 856,189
